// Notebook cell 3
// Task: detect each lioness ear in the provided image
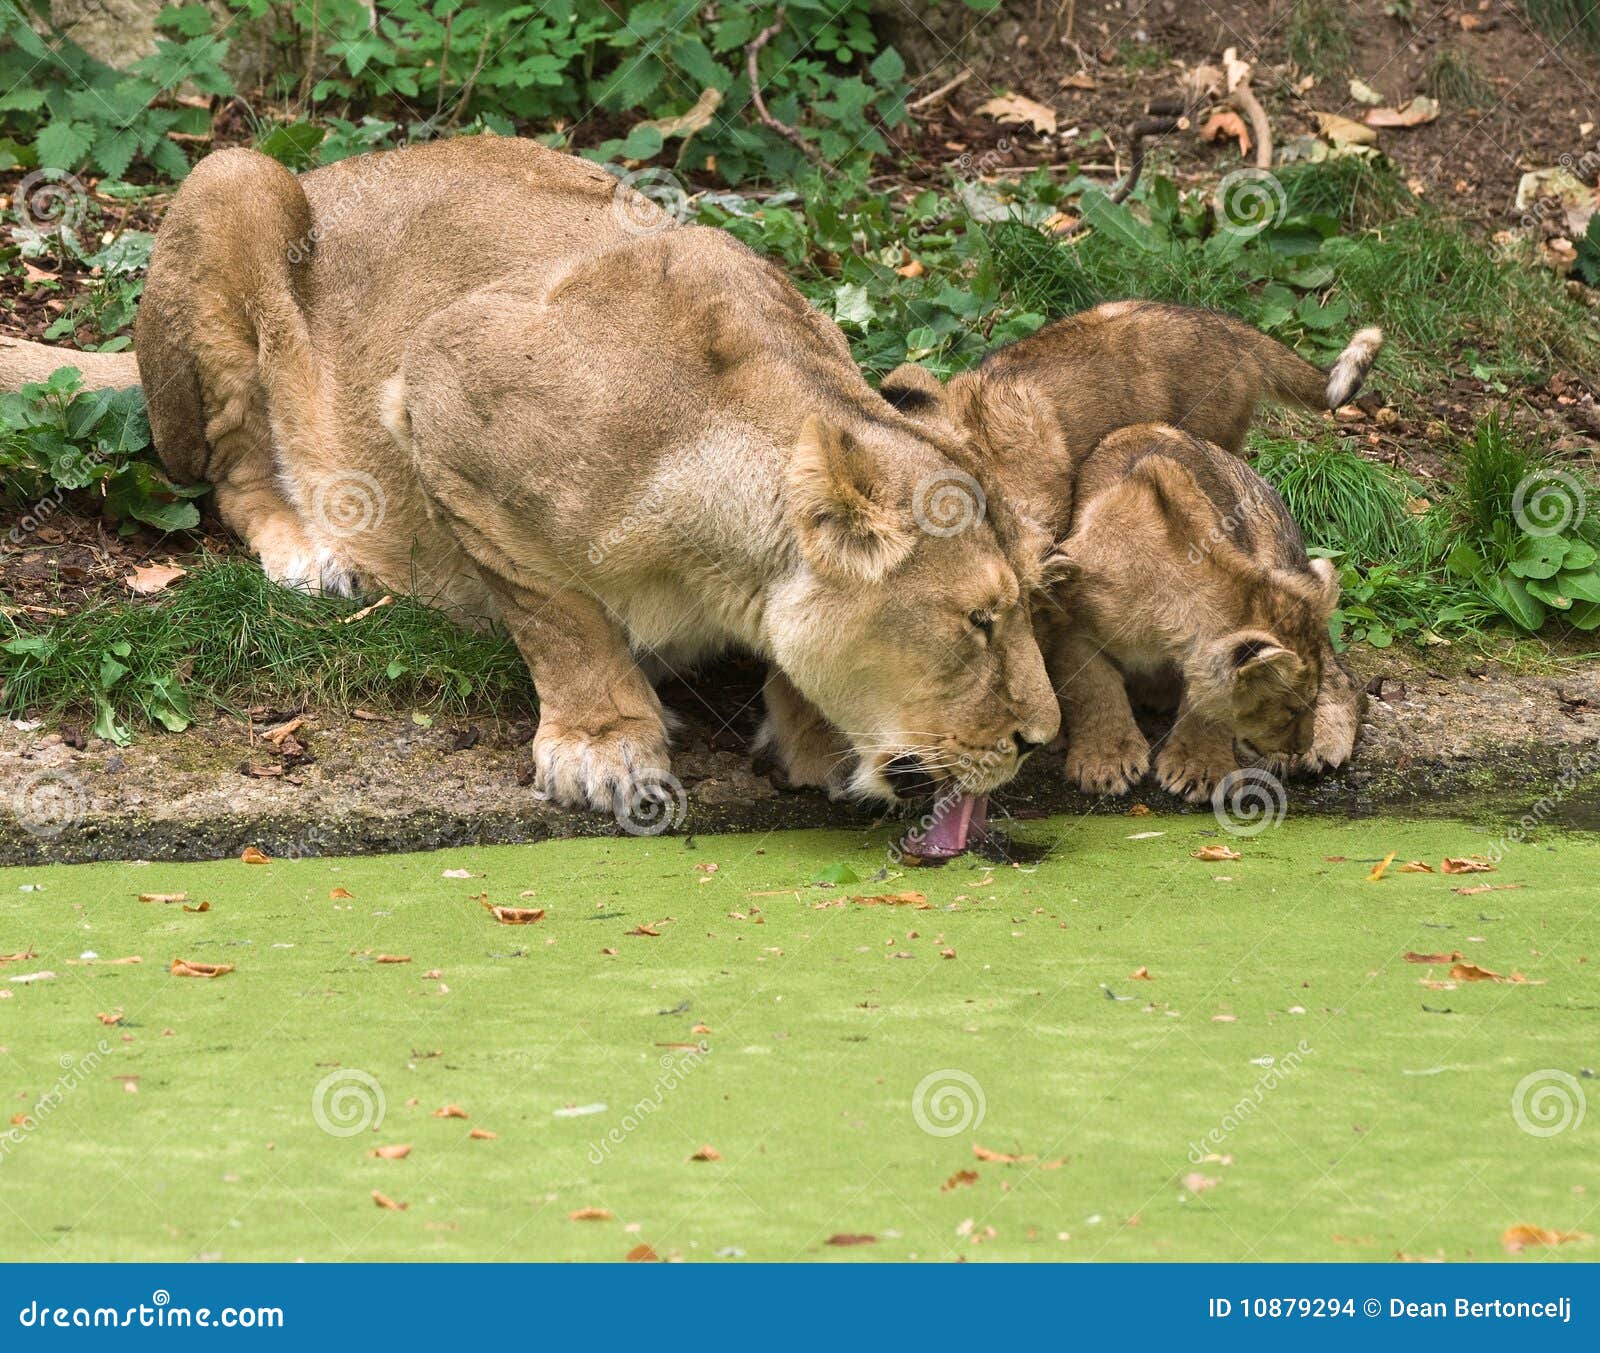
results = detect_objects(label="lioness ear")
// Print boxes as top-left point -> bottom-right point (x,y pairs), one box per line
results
879,363 -> 944,417
788,415 -> 915,581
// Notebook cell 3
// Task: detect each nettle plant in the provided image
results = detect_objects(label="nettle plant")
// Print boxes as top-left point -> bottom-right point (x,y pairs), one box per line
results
0,3 -> 225,178
0,368 -> 204,531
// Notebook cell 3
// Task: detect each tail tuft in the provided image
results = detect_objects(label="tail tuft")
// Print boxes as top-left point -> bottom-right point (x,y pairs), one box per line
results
1324,327 -> 1383,409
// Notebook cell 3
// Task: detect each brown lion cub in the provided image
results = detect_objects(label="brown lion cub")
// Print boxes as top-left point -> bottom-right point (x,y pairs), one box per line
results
1048,423 -> 1356,801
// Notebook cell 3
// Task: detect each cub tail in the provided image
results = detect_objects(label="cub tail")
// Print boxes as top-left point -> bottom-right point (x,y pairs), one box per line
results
1255,325 -> 1384,412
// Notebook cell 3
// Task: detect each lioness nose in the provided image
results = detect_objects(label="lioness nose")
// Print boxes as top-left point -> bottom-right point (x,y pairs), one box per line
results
1013,731 -> 1043,757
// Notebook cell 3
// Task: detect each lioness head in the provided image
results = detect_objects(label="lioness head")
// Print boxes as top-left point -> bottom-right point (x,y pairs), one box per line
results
769,413 -> 1060,801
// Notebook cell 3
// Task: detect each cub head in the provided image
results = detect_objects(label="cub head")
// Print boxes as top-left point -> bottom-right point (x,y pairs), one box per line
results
1193,559 -> 1342,762
769,413 -> 1060,801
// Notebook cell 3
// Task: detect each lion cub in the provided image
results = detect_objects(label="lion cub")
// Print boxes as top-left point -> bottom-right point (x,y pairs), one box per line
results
1048,423 -> 1357,802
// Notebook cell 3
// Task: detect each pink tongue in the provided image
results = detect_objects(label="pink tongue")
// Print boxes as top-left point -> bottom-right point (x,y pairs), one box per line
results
902,792 -> 988,860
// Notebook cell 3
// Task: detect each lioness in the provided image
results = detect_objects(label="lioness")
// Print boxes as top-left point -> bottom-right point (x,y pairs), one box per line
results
0,138 -> 1061,813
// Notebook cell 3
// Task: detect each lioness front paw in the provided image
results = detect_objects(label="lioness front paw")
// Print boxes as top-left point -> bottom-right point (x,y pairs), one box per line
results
1154,738 -> 1237,804
533,718 -> 674,818
1064,728 -> 1151,795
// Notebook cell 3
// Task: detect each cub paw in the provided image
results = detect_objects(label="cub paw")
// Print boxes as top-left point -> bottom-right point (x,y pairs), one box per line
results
533,718 -> 676,823
1064,728 -> 1151,796
1296,707 -> 1360,775
1154,739 -> 1236,804
752,709 -> 852,798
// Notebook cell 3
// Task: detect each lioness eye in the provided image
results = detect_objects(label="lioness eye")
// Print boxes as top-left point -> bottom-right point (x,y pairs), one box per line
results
969,610 -> 994,637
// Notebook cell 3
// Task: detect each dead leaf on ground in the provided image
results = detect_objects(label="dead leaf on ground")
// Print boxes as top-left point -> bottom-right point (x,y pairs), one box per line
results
1441,857 -> 1494,874
1364,96 -> 1440,129
369,1144 -> 412,1160
240,846 -> 270,865
976,93 -> 1056,135
689,1145 -> 721,1161
482,900 -> 545,925
1368,851 -> 1398,881
125,563 -> 187,595
896,257 -> 925,278
169,958 -> 233,978
942,1169 -> 979,1192
138,892 -> 187,904
1404,950 -> 1463,964
825,1233 -> 877,1246
433,1104 -> 468,1119
1193,845 -> 1241,862
1502,1224 -> 1589,1253
1200,109 -> 1252,156
626,1243 -> 658,1261
1312,110 -> 1379,147
570,1207 -> 613,1221
371,1190 -> 408,1211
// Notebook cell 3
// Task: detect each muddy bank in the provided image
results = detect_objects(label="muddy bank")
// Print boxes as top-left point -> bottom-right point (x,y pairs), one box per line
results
4,652 -> 1600,866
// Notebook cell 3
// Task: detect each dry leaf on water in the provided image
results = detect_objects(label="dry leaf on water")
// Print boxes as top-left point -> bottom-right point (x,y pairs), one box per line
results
169,958 -> 232,978
371,1190 -> 407,1211
182,901 -> 211,913
1452,883 -> 1524,896
825,1233 -> 877,1246
1193,844 -> 1242,862
1398,861 -> 1434,874
975,93 -> 1057,136
482,900 -> 545,925
375,954 -> 411,964
0,947 -> 38,964
1502,1224 -> 1589,1253
570,1207 -> 613,1221
973,1144 -> 1034,1164
369,1144 -> 412,1160
850,891 -> 931,908
942,1169 -> 979,1192
125,563 -> 187,595
689,1145 -> 721,1161
1183,1173 -> 1221,1194
1441,857 -> 1494,875
330,887 -> 355,899
1368,851 -> 1398,881
433,1104 -> 468,1119
1404,950 -> 1463,964
626,1243 -> 658,1262
97,1010 -> 123,1025
138,892 -> 187,904
468,1127 -> 497,1140
1450,961 -> 1527,984
240,846 -> 270,864
1129,966 -> 1153,980
629,924 -> 662,937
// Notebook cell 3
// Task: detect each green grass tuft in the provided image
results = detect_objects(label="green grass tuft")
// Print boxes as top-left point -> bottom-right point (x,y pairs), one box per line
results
1286,0 -> 1355,76
1,557 -> 532,730
1276,155 -> 1414,230
1423,47 -> 1493,105
1523,0 -> 1600,54
1251,435 -> 1423,564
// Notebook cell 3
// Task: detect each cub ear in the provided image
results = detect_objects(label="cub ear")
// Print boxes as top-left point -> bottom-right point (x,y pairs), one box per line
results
879,362 -> 945,416
1038,541 -> 1077,589
1221,631 -> 1304,689
788,414 -> 916,581
1307,556 -> 1342,610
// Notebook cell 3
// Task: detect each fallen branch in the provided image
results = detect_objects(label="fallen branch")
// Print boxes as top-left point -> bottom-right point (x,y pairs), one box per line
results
907,67 -> 973,112
745,7 -> 834,174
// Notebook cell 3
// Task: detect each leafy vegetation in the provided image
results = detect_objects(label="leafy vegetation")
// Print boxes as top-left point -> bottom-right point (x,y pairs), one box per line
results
1523,0 -> 1600,56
